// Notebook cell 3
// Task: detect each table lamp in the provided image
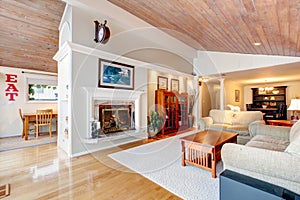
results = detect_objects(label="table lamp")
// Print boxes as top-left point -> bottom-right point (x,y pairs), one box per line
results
287,99 -> 300,121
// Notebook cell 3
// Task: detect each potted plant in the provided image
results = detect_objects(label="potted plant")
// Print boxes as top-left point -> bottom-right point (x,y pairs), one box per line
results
148,110 -> 164,137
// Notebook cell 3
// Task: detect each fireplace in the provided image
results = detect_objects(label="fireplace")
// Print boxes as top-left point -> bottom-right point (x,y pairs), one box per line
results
99,104 -> 134,134
84,87 -> 146,140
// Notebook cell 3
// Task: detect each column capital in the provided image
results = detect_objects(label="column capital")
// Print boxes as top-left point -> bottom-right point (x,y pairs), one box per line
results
218,77 -> 225,82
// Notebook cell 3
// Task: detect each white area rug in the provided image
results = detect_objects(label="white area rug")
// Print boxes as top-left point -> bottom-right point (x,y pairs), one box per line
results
109,130 -> 223,200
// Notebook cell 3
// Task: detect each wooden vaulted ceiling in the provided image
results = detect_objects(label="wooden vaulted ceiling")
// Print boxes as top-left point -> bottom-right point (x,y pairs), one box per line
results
109,0 -> 300,57
0,0 -> 65,73
0,0 -> 299,74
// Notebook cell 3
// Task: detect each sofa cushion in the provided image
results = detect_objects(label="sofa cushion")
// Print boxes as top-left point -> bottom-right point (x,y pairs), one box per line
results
231,111 -> 263,125
209,109 -> 233,125
246,135 -> 289,152
248,123 -> 290,140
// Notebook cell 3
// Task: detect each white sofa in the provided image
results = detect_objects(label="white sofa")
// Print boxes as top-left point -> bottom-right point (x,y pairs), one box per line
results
221,120 -> 300,195
199,109 -> 264,144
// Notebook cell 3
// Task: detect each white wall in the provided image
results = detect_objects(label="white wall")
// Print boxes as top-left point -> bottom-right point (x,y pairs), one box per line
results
0,66 -> 57,137
68,51 -> 148,155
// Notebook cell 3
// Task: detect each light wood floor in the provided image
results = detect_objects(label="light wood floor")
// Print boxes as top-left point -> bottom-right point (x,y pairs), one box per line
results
0,130 -> 195,200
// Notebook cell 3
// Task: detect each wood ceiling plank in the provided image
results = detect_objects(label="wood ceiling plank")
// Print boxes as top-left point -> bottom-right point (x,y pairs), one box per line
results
272,0 -> 285,55
180,1 -> 236,52
240,0 -> 270,54
0,16 -> 59,41
216,0 -> 260,54
109,0 -> 202,49
0,42 -> 56,59
205,0 -> 256,54
253,1 -> 279,55
288,0 -> 300,56
0,0 -> 64,31
0,56 -> 55,70
1,34 -> 58,53
0,30 -> 58,52
239,0 -> 273,55
165,0 -> 230,50
108,0 -> 299,57
239,0 -> 267,55
241,0 -> 256,13
196,0 -> 251,53
0,49 -> 55,64
0,0 -> 64,72
3,0 -> 64,21
276,0 -> 290,56
0,57 -> 57,73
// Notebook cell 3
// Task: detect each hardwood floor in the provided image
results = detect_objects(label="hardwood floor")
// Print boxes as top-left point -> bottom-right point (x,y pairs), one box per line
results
0,130 -> 195,199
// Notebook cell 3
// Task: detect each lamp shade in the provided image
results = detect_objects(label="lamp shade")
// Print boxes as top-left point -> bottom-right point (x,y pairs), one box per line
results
287,99 -> 300,111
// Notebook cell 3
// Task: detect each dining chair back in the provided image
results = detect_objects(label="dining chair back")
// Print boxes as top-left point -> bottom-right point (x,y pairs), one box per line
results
34,109 -> 53,138
19,108 -> 35,138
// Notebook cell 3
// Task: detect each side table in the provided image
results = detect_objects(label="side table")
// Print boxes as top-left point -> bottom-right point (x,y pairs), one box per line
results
267,120 -> 295,127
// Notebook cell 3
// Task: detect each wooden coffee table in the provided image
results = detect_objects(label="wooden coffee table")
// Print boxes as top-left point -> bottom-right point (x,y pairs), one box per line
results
180,130 -> 238,178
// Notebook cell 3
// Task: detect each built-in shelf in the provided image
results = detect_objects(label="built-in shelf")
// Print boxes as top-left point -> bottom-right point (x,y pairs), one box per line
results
249,86 -> 287,120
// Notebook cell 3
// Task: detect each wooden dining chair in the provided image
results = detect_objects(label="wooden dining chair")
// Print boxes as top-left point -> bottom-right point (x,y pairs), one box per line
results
34,109 -> 53,138
19,108 -> 35,138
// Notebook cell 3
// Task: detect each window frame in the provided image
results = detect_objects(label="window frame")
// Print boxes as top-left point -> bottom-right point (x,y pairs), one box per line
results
24,74 -> 58,104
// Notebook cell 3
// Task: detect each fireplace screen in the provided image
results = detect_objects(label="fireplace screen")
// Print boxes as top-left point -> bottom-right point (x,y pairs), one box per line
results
99,105 -> 133,134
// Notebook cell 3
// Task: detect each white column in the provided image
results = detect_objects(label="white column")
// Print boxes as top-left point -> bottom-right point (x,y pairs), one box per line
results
219,78 -> 225,110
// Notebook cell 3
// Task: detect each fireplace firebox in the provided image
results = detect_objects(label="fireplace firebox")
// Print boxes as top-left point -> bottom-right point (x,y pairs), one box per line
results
99,104 -> 134,134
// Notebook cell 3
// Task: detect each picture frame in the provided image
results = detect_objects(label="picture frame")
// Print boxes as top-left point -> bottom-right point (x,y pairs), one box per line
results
98,59 -> 134,90
157,76 -> 168,90
171,79 -> 179,92
235,90 -> 240,102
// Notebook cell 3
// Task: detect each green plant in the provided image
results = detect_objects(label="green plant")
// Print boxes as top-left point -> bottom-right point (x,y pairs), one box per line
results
149,110 -> 164,132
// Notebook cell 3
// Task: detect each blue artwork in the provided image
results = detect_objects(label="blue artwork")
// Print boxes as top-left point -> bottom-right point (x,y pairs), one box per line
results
102,65 -> 131,86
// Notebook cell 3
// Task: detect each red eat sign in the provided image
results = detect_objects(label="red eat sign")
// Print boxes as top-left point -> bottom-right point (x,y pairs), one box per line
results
5,74 -> 19,101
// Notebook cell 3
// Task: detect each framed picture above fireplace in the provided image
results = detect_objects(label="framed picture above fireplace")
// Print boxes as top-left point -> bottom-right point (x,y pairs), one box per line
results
98,59 -> 134,90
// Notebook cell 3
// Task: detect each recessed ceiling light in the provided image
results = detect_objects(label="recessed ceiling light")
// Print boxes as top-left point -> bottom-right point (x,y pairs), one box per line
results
254,42 -> 261,46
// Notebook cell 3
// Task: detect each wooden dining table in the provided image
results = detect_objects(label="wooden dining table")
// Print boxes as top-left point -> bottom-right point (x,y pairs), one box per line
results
23,113 -> 58,140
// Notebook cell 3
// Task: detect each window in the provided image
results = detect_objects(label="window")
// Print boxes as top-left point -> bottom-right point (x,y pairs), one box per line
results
26,77 -> 58,102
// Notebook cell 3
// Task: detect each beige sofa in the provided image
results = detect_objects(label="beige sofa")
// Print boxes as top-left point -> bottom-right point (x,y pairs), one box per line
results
221,120 -> 300,195
199,109 -> 264,144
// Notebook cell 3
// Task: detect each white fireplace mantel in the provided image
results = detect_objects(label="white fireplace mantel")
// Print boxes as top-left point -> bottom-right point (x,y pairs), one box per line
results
83,87 -> 145,102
